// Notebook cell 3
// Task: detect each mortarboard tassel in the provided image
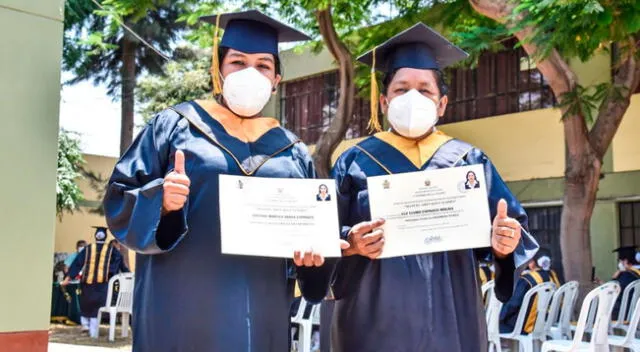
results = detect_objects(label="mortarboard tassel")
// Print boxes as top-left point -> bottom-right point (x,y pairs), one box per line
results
210,13 -> 223,96
368,46 -> 382,132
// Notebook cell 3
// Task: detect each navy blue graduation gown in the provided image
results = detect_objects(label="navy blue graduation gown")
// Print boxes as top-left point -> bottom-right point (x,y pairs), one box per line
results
499,269 -> 555,334
330,136 -> 538,352
103,101 -> 332,352
612,268 -> 640,318
68,242 -> 125,317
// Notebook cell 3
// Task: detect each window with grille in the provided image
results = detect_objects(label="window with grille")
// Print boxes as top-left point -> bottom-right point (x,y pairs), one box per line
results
443,42 -> 555,124
279,71 -> 374,144
619,202 -> 640,247
280,43 -> 556,142
525,206 -> 564,281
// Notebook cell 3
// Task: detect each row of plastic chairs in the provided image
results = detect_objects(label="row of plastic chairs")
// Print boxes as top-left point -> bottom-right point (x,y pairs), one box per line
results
484,280 -> 570,352
542,281 -> 621,351
485,278 -> 640,352
545,280 -> 640,351
290,298 -> 321,352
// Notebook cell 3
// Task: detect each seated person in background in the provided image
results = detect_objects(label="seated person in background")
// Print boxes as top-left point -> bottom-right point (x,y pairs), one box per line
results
536,251 -> 562,288
500,252 -> 557,334
478,253 -> 495,286
611,246 -> 640,318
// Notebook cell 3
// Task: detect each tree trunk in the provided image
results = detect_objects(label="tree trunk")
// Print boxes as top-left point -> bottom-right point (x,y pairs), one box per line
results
312,7 -> 356,178
469,0 -> 640,306
120,33 -> 137,156
119,30 -> 137,269
561,146 -> 601,296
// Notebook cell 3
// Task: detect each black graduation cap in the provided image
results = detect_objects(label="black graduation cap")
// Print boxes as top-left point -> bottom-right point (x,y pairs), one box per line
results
534,248 -> 551,260
613,246 -> 638,261
199,10 -> 311,55
356,23 -> 468,132
92,226 -> 108,242
357,23 -> 469,73
199,10 -> 311,95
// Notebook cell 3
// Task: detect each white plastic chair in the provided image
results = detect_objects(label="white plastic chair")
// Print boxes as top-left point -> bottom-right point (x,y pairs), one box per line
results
611,280 -> 640,333
291,298 -> 319,352
542,281 -> 621,352
483,280 -> 496,311
486,286 -> 503,352
97,273 -> 134,342
608,297 -> 640,351
500,282 -> 556,352
546,281 -> 580,340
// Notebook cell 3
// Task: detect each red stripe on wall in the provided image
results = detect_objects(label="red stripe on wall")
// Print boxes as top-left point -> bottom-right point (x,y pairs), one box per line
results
0,330 -> 48,352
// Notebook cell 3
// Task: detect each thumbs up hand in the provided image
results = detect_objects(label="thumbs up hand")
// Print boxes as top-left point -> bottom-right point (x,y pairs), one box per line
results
491,199 -> 521,259
162,150 -> 191,214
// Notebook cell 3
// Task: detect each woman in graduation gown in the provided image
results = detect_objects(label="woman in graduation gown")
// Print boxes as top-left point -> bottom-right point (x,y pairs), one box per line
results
103,10 -> 339,352
330,23 -> 539,352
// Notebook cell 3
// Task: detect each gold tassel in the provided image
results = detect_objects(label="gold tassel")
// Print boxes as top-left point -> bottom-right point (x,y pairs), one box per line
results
210,13 -> 223,96
368,46 -> 382,132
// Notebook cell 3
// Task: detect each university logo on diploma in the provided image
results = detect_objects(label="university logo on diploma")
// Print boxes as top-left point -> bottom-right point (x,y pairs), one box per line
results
367,164 -> 492,258
218,175 -> 342,258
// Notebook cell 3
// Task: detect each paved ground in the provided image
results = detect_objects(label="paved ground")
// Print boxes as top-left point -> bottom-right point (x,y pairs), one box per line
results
48,343 -> 131,352
49,324 -> 132,351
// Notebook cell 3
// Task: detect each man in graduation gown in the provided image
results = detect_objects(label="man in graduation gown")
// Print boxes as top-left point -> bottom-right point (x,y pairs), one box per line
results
499,253 -> 557,334
611,246 -> 640,318
329,23 -> 538,352
63,226 -> 126,338
103,10 -> 338,352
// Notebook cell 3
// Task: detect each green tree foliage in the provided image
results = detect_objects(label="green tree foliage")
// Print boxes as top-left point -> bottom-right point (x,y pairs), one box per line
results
63,0 -> 186,95
57,130 -> 85,218
137,46 -> 212,122
63,0 -> 193,154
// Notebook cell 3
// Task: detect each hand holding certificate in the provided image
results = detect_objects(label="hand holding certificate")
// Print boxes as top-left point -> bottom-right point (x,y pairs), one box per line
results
219,175 -> 343,259
366,165 -> 492,258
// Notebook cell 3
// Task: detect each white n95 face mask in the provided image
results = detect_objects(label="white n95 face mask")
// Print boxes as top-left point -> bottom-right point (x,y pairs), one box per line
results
222,67 -> 273,117
387,89 -> 439,138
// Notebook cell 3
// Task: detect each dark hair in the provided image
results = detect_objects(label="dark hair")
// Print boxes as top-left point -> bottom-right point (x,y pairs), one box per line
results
620,252 -> 638,265
319,184 -> 328,192
382,68 -> 448,97
76,240 -> 87,248
218,46 -> 282,76
466,171 -> 477,181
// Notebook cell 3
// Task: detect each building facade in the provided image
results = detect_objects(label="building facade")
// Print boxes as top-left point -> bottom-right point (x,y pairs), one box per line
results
269,43 -> 640,282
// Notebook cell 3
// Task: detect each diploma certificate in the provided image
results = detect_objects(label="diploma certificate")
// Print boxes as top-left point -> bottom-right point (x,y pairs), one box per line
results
219,175 -> 342,258
367,164 -> 492,258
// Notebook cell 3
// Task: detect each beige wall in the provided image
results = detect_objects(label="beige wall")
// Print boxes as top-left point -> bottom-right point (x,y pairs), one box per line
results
55,154 -> 117,253
439,109 -> 565,181
280,47 -> 337,82
54,154 -> 137,269
0,0 -> 65,333
613,94 -> 640,172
